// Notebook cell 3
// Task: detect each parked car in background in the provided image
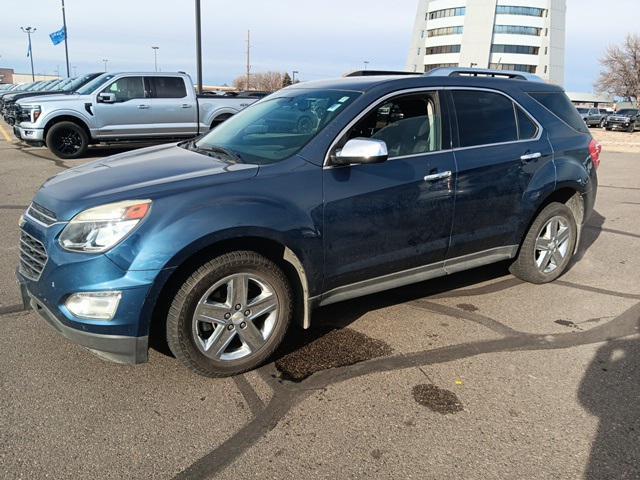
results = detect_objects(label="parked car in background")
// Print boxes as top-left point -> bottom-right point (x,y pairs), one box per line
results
13,72 -> 260,159
578,107 -> 608,128
1,73 -> 102,125
606,109 -> 639,132
0,82 -> 42,102
17,68 -> 599,377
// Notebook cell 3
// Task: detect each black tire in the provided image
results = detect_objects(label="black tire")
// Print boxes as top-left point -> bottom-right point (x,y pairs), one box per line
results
628,122 -> 635,133
510,202 -> 578,284
167,251 -> 292,377
45,121 -> 89,159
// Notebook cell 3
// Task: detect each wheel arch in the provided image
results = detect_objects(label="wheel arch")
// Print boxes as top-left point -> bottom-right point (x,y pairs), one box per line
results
144,235 -> 313,351
43,115 -> 92,145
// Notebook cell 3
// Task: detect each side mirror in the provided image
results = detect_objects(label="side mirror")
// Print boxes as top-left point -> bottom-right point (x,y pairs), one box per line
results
97,92 -> 116,104
333,138 -> 388,166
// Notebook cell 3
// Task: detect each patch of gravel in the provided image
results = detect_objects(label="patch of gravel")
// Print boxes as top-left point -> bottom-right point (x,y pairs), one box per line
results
412,384 -> 464,414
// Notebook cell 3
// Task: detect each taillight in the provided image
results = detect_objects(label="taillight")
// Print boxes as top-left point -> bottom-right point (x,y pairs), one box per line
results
589,138 -> 602,169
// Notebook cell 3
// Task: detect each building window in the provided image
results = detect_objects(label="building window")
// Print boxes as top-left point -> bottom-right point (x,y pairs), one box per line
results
496,6 -> 545,17
491,44 -> 540,55
489,63 -> 537,73
428,7 -> 466,20
425,45 -> 462,55
544,65 -> 548,73
420,30 -> 425,38
544,47 -> 548,55
425,63 -> 459,72
417,47 -> 421,56
427,26 -> 464,37
494,25 -> 541,36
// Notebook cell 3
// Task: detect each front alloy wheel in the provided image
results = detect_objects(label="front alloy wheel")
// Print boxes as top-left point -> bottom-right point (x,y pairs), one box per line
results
534,216 -> 572,274
167,251 -> 292,377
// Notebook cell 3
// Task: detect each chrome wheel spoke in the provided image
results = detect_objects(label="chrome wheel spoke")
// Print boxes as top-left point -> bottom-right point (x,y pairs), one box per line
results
247,292 -> 277,319
535,237 -> 552,251
538,249 -> 553,271
551,249 -> 564,266
228,274 -> 248,307
205,326 -> 237,359
237,321 -> 265,353
194,302 -> 229,324
535,215 -> 572,274
556,227 -> 570,246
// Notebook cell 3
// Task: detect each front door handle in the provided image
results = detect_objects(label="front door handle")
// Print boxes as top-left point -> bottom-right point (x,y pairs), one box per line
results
138,104 -> 150,109
424,171 -> 452,182
520,152 -> 542,162
181,104 -> 193,109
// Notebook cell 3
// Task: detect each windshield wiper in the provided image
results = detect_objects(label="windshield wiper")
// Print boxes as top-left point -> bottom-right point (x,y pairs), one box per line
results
192,143 -> 243,163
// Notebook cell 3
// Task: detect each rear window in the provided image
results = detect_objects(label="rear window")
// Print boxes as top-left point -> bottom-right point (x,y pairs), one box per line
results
146,77 -> 187,98
452,90 -> 518,147
529,92 -> 589,133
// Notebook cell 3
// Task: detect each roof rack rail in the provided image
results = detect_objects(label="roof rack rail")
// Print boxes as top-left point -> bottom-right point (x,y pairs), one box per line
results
344,70 -> 421,77
426,67 -> 545,83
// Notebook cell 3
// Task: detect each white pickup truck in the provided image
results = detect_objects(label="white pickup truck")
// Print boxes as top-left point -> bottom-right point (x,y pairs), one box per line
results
14,72 -> 260,159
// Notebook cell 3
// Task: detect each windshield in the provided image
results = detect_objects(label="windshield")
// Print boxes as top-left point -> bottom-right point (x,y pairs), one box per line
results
191,89 -> 361,164
76,74 -> 115,95
63,74 -> 95,92
576,108 -> 589,114
616,109 -> 638,116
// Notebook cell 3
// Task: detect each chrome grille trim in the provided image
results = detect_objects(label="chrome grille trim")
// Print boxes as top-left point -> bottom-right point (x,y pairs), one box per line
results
26,202 -> 58,227
19,230 -> 48,281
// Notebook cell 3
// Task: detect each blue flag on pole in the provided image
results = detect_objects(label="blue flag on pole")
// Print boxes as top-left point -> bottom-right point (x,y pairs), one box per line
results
49,27 -> 66,46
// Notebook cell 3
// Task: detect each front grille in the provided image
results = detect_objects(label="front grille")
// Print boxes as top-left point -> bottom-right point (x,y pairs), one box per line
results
27,202 -> 57,226
19,230 -> 48,281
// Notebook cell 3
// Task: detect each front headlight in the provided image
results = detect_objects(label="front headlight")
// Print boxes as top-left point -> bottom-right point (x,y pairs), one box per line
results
59,200 -> 152,253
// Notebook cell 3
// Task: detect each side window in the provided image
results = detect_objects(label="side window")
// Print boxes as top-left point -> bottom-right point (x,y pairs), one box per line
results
147,77 -> 187,99
516,106 -> 539,140
103,76 -> 145,102
452,90 -> 518,147
528,91 -> 589,133
342,92 -> 442,158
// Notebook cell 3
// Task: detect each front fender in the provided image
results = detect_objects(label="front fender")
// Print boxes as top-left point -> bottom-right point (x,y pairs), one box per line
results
202,107 -> 240,127
38,109 -> 93,130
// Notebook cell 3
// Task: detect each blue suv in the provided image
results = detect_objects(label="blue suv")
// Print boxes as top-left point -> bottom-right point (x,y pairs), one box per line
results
17,68 -> 600,377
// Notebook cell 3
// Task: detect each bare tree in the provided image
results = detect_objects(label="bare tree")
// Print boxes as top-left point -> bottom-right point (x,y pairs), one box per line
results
233,71 -> 286,92
596,34 -> 640,103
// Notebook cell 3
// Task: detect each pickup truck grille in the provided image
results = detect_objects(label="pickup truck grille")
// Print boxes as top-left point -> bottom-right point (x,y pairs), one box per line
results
27,202 -> 58,226
19,230 -> 48,281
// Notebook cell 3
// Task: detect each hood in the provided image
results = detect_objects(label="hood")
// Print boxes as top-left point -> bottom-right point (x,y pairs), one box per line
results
7,91 -> 69,103
17,93 -> 89,106
35,143 -> 259,220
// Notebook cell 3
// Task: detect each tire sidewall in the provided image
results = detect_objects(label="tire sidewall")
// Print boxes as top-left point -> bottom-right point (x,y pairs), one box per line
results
167,252 -> 292,377
46,122 -> 88,159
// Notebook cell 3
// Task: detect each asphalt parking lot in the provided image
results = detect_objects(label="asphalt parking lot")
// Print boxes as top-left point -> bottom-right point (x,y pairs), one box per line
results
1,123 -> 639,479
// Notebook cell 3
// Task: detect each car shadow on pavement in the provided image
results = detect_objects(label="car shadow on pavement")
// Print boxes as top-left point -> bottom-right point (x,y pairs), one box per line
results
578,318 -> 640,479
575,209 -> 605,262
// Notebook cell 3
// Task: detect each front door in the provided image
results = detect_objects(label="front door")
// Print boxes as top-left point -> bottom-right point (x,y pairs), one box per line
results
446,89 -> 553,258
322,90 -> 456,292
93,76 -> 150,137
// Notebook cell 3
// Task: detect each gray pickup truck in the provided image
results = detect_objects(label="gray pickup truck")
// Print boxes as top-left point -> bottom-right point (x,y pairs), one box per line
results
577,107 -> 608,128
14,72 -> 259,159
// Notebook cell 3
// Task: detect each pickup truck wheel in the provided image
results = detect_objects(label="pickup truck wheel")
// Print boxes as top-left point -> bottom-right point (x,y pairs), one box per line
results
46,121 -> 88,159
167,251 -> 292,377
510,202 -> 577,284
628,123 -> 635,133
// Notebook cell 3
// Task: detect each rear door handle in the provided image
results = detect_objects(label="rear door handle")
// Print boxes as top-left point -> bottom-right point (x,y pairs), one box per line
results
138,104 -> 150,109
424,171 -> 452,182
520,152 -> 542,161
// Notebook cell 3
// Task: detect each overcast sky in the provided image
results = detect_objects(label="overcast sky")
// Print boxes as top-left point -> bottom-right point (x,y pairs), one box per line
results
0,0 -> 638,91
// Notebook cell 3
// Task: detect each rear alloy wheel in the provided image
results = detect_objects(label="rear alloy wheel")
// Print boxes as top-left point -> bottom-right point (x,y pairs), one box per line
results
510,202 -> 577,284
167,251 -> 292,377
46,121 -> 89,159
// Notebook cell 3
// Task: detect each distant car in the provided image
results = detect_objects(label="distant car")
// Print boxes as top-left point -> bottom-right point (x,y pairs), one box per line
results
605,109 -> 639,132
578,107 -> 608,128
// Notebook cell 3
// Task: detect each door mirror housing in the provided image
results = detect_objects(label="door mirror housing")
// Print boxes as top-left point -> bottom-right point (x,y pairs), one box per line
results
333,138 -> 388,166
97,92 -> 116,104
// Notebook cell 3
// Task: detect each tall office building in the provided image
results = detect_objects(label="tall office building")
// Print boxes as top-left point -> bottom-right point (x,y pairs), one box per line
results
407,0 -> 566,84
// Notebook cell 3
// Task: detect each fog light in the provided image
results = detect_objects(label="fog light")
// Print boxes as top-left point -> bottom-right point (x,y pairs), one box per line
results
65,292 -> 122,320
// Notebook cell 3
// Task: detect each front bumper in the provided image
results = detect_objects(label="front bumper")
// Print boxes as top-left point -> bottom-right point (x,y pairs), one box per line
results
607,121 -> 633,130
18,274 -> 149,364
14,125 -> 45,145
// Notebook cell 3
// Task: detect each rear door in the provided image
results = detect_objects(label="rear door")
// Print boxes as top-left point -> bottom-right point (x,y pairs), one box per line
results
144,76 -> 198,136
446,88 -> 553,259
93,76 -> 149,137
322,90 -> 456,292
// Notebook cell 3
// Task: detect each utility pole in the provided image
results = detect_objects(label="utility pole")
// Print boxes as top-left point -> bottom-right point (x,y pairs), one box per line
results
102,58 -> 108,72
292,70 -> 299,84
246,30 -> 251,90
61,0 -> 70,77
152,46 -> 159,72
195,0 -> 203,94
21,27 -> 36,81
363,60 -> 370,71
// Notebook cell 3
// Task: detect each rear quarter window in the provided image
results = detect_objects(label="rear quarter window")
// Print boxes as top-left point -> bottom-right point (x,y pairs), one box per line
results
528,91 -> 589,133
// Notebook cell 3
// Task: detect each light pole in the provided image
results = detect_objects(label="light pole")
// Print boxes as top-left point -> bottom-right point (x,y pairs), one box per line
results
21,27 -> 36,81
292,70 -> 299,84
151,46 -> 159,72
194,0 -> 203,94
102,58 -> 108,72
363,60 -> 370,71
60,0 -> 70,77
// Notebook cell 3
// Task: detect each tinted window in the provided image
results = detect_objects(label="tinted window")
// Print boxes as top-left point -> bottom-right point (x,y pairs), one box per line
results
343,92 -> 442,158
529,92 -> 589,133
452,90 -> 518,147
516,107 -> 538,139
147,77 -> 187,98
103,76 -> 145,102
